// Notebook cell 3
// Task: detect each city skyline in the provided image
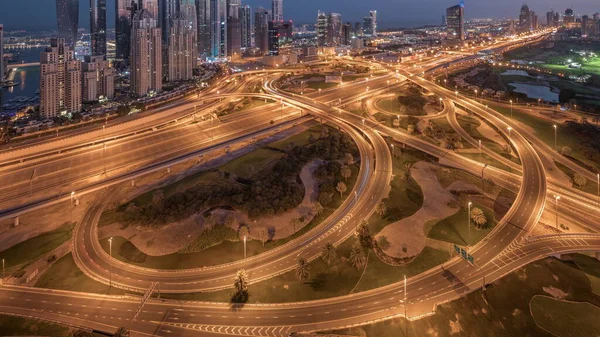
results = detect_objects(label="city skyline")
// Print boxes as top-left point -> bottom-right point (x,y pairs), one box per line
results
2,0 -> 600,30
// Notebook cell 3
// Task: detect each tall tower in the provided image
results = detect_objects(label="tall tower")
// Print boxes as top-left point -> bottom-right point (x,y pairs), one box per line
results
255,7 -> 270,54
327,13 -> 342,46
209,0 -> 227,58
0,25 -> 4,83
115,0 -> 133,61
519,4 -> 531,32
446,3 -> 465,40
369,10 -> 377,37
196,0 -> 211,58
316,11 -> 328,46
90,0 -> 107,56
227,0 -> 241,60
271,0 -> 283,22
143,0 -> 160,20
240,5 -> 252,49
159,0 -> 180,45
40,38 -> 82,118
181,0 -> 198,62
168,10 -> 195,81
56,0 -> 79,46
130,9 -> 162,96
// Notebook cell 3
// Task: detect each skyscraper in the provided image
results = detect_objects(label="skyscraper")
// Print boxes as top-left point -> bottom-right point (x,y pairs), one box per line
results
130,9 -> 162,96
362,16 -> 373,36
90,0 -> 107,56
342,22 -> 352,45
227,0 -> 241,60
255,7 -> 270,54
143,0 -> 160,20
115,0 -> 135,61
316,11 -> 328,46
240,5 -> 252,49
582,15 -> 590,35
546,11 -> 555,27
168,10 -> 195,81
209,0 -> 227,58
354,22 -> 362,36
564,8 -> 574,24
82,55 -> 115,101
519,4 -> 531,32
369,10 -> 377,37
446,3 -> 465,40
327,13 -> 343,46
196,0 -> 211,58
40,38 -> 82,118
181,0 -> 198,62
267,21 -> 279,56
159,0 -> 180,45
0,25 -> 4,83
56,0 -> 79,46
271,0 -> 283,22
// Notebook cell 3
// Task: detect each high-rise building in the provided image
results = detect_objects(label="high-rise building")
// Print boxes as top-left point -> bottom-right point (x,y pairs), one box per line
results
227,0 -> 241,60
90,0 -> 107,56
40,38 -> 82,118
196,0 -> 211,58
168,10 -> 195,81
354,22 -> 362,36
255,7 -> 270,54
369,10 -> 377,37
342,22 -> 352,45
519,4 -> 531,32
115,0 -> 135,61
564,8 -> 574,24
327,13 -> 343,46
82,55 -> 115,102
446,4 -> 465,40
240,5 -> 252,49
546,11 -> 555,26
209,0 -> 227,58
181,0 -> 198,62
56,0 -> 79,46
0,24 -> 4,83
267,21 -> 279,56
530,10 -> 538,30
582,15 -> 590,35
316,11 -> 328,46
143,0 -> 160,20
362,16 -> 373,36
271,0 -> 283,22
159,0 -> 180,45
130,9 -> 162,96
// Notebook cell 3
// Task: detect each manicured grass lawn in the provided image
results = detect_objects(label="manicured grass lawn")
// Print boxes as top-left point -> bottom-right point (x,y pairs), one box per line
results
0,222 -> 74,270
219,148 -> 284,178
35,253 -> 128,296
306,81 -> 338,90
489,104 -> 599,171
572,253 -> 600,295
328,257 -> 600,337
376,98 -> 402,114
129,171 -> 218,208
427,204 -> 496,246
0,314 -> 71,337
553,160 -> 598,195
235,98 -> 270,112
456,115 -> 521,165
530,295 -> 600,337
269,125 -> 322,150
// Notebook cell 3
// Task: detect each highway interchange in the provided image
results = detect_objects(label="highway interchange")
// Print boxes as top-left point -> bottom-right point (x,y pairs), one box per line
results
1,31 -> 600,336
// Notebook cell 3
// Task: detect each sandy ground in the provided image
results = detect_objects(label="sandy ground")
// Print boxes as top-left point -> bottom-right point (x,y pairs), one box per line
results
475,116 -> 507,148
375,161 -> 463,259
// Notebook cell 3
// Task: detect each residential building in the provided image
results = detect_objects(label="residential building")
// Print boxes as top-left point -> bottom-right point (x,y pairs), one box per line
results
446,4 -> 465,40
90,0 -> 107,56
369,10 -> 377,37
240,5 -> 252,49
168,10 -> 195,81
255,7 -> 270,54
82,55 -> 115,102
130,9 -> 162,96
227,0 -> 241,60
271,0 -> 283,22
40,38 -> 82,118
317,11 -> 328,46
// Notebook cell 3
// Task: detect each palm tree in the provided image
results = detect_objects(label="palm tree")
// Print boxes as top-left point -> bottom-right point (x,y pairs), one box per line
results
349,244 -> 367,270
234,269 -> 249,294
336,181 -> 347,197
114,327 -> 130,337
341,165 -> 352,181
375,201 -> 388,218
321,242 -> 337,266
313,201 -> 324,217
295,257 -> 310,281
470,208 -> 487,229
574,173 -> 588,187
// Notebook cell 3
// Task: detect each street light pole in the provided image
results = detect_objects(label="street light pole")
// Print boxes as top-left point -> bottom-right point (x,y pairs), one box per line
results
1,259 -> 4,285
510,100 -> 513,119
554,195 -> 560,229
108,237 -> 113,289
507,126 -> 512,137
468,202 -> 472,251
243,235 -> 247,259
404,275 -> 408,336
553,125 -> 557,151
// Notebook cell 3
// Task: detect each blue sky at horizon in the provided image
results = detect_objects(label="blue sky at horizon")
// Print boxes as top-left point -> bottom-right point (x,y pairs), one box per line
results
0,0 -> 598,31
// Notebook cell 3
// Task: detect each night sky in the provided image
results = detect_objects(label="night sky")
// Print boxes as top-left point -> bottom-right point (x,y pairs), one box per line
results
0,0 -> 598,31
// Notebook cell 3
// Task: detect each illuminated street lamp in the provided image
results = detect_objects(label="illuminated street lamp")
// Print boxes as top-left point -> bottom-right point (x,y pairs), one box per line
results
553,125 -> 557,151
554,195 -> 560,229
507,126 -> 512,137
509,100 -> 513,119
455,91 -> 458,98
243,235 -> 247,259
108,237 -> 113,288
467,202 -> 472,250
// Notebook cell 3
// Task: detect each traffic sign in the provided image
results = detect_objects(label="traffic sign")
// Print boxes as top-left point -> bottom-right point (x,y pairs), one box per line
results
454,244 -> 474,265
